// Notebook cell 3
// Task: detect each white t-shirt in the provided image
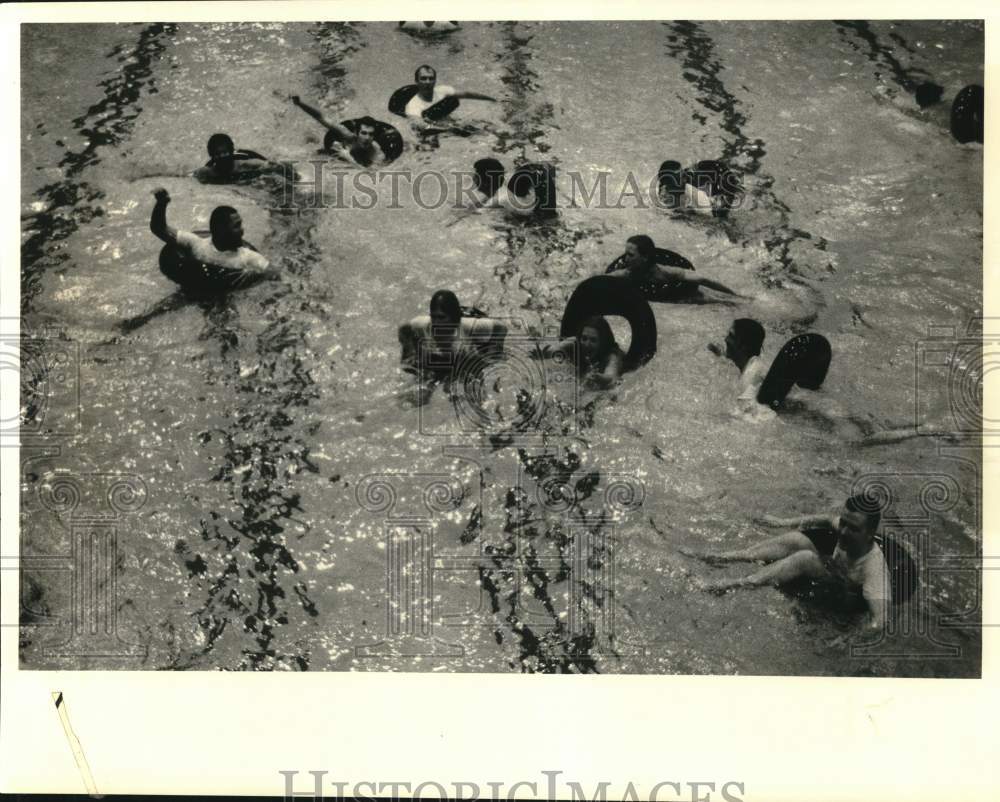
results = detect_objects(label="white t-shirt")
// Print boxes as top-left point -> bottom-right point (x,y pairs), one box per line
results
404,85 -> 456,118
830,543 -> 892,608
175,230 -> 270,288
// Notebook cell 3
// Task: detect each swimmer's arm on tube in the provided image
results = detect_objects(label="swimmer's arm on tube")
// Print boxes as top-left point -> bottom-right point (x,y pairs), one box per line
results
454,91 -> 497,102
150,188 -> 177,243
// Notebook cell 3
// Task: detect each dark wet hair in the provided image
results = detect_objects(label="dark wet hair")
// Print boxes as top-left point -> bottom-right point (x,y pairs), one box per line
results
845,494 -> 882,532
429,289 -> 461,323
356,116 -> 378,133
578,315 -> 616,359
209,206 -> 239,239
508,169 -> 535,199
732,318 -> 765,357
473,158 -> 505,198
626,235 -> 656,261
207,133 -> 235,156
415,64 -> 437,81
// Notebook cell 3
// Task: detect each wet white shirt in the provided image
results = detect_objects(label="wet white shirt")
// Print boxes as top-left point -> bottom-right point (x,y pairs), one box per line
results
405,85 -> 456,118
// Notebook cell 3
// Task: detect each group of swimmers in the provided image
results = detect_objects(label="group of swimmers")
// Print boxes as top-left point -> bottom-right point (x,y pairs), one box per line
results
146,58 -> 914,639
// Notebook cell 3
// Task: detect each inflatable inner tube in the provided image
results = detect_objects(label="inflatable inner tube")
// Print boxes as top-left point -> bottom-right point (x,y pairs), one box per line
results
324,118 -> 404,164
950,84 -> 984,144
507,162 -> 557,216
388,85 -> 461,121
683,159 -> 742,213
398,21 -> 460,33
876,534 -> 919,605
158,232 -> 265,297
560,275 -> 657,371
756,333 -> 832,409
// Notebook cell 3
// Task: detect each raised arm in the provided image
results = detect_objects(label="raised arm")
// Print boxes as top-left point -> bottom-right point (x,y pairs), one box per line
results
149,188 -> 177,244
291,95 -> 351,138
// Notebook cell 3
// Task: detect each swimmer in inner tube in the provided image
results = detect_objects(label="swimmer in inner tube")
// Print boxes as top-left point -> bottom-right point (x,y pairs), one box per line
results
194,133 -> 280,183
398,290 -> 508,402
149,188 -> 278,290
290,96 -> 385,167
405,65 -> 497,120
539,315 -> 625,390
450,158 -> 553,224
609,235 -> 747,300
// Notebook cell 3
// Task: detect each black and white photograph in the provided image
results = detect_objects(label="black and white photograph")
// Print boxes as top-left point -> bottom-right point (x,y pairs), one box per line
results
2,4 -> 995,799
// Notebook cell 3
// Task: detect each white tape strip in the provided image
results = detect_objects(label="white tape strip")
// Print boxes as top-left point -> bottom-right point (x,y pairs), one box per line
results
52,691 -> 101,798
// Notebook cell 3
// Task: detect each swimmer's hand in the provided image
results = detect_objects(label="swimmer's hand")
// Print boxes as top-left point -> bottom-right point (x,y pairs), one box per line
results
152,187 -> 170,204
290,95 -> 302,106
707,342 -> 722,356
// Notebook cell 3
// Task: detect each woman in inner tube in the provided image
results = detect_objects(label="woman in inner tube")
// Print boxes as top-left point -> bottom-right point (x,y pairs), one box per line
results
540,315 -> 625,390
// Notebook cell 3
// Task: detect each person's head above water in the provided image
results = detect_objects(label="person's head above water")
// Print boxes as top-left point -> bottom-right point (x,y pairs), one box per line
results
207,133 -> 236,174
508,170 -> 536,200
209,205 -> 244,250
725,318 -> 765,362
839,494 -> 880,556
355,116 -> 379,149
577,315 -> 615,364
415,65 -> 437,99
473,158 -> 505,198
623,235 -> 656,272
429,289 -> 462,332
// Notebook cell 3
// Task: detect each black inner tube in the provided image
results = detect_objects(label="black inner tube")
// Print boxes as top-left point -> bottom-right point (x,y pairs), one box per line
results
323,118 -> 404,164
388,84 -> 461,121
757,333 -> 832,409
560,275 -> 657,371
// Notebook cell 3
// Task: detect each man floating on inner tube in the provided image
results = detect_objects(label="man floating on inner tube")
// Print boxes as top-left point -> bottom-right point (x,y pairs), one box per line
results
389,65 -> 497,122
607,235 -> 747,302
194,133 -> 282,183
149,188 -> 277,295
290,96 -> 399,167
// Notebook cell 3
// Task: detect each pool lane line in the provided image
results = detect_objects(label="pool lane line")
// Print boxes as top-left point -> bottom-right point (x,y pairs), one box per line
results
22,23 -> 176,317
663,21 -> 830,298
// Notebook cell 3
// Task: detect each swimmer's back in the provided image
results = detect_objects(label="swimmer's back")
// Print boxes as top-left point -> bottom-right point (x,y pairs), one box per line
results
174,230 -> 270,288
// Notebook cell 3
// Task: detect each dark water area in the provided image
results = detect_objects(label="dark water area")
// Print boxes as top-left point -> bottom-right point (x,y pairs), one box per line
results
19,21 -> 983,675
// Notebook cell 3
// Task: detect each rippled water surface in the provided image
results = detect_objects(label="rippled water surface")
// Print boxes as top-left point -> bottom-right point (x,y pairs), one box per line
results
19,21 -> 983,674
